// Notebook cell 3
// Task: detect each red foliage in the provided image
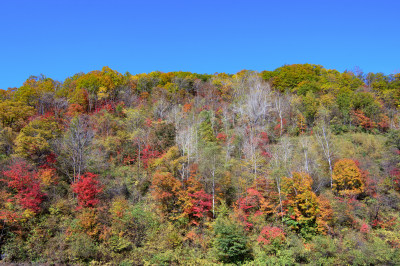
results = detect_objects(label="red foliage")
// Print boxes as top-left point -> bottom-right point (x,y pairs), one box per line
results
236,188 -> 265,229
94,103 -> 115,114
141,145 -> 161,168
360,222 -> 370,234
66,103 -> 85,117
257,226 -> 285,245
216,132 -> 228,143
72,172 -> 103,209
352,110 -> 376,131
1,161 -> 45,213
188,190 -> 212,224
389,167 -> 400,190
273,118 -> 287,135
123,154 -> 135,165
372,216 -> 397,230
258,132 -> 271,158
39,153 -> 57,169
145,118 -> 152,127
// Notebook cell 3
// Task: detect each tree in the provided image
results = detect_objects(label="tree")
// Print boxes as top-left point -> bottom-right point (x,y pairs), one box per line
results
15,115 -> 63,162
0,126 -> 16,156
187,189 -> 212,226
257,226 -> 285,246
0,100 -> 35,131
332,159 -> 365,197
336,88 -> 353,123
314,123 -> 335,188
235,187 -> 268,229
71,172 -> 103,209
1,160 -> 45,213
270,136 -> 293,221
213,216 -> 252,264
59,115 -> 93,182
235,74 -> 273,179
151,171 -> 185,220
281,172 -> 320,235
198,135 -> 223,218
274,91 -> 291,137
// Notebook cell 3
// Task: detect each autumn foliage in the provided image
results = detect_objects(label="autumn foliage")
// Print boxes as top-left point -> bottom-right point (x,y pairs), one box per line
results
332,159 -> 365,197
1,161 -> 45,213
1,65 -> 400,264
281,172 -> 320,232
257,226 -> 286,246
71,172 -> 103,209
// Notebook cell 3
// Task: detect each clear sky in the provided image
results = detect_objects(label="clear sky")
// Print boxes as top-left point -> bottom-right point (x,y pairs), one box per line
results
0,0 -> 399,89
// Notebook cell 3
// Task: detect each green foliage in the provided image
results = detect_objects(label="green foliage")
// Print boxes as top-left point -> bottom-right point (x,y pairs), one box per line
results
352,91 -> 381,118
336,88 -> 353,121
213,216 -> 252,264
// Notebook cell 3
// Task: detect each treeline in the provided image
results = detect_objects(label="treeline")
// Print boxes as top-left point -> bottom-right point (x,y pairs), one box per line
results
0,64 -> 400,264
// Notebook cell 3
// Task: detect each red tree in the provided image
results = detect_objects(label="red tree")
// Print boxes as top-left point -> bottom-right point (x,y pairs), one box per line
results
257,226 -> 286,246
236,188 -> 265,229
1,161 -> 45,213
352,110 -> 376,131
141,144 -> 161,168
72,172 -> 103,209
188,190 -> 212,225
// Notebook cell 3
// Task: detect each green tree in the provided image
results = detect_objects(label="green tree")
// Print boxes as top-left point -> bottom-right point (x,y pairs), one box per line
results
213,216 -> 252,264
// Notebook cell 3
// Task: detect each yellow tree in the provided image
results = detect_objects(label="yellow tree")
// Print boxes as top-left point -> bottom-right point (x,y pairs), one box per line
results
15,116 -> 63,162
332,159 -> 365,197
0,100 -> 35,131
281,172 -> 324,236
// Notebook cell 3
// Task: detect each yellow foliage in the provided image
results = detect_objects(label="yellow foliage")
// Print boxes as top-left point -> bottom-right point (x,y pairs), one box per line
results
282,172 -> 319,223
332,159 -> 365,196
97,86 -> 108,100
77,208 -> 101,237
316,194 -> 334,234
22,209 -> 36,219
38,168 -> 57,186
109,196 -> 128,220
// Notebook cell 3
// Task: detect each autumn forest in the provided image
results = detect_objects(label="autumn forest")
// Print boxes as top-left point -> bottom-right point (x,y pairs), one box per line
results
1,64 -> 400,264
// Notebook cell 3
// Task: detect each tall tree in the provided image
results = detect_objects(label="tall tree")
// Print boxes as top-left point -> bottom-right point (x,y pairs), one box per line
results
314,123 -> 335,188
59,115 -> 94,182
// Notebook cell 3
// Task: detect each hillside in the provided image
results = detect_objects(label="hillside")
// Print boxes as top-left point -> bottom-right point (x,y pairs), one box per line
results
1,64 -> 400,264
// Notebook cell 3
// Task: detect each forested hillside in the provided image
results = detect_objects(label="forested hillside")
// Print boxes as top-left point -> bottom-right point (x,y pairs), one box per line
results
1,64 -> 400,264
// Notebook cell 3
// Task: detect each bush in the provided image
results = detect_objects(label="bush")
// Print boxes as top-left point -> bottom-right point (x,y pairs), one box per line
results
213,216 -> 252,264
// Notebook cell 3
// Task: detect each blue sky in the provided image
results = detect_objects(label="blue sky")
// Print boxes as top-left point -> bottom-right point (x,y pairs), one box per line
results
0,0 -> 399,89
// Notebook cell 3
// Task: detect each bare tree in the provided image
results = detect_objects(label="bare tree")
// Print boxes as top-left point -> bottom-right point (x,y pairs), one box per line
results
314,123 -> 335,188
125,108 -> 148,180
274,92 -> 291,137
153,98 -> 170,120
298,136 -> 311,174
237,75 -> 272,126
176,124 -> 197,180
221,104 -> 235,164
234,74 -> 273,179
60,115 -> 94,183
